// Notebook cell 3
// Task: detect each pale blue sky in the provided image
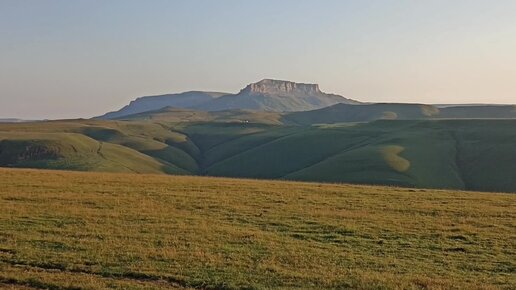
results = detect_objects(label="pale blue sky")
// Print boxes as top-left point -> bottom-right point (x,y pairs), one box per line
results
1,0 -> 516,119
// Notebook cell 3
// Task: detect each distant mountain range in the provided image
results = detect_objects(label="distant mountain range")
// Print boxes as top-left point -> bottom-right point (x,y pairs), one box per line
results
99,79 -> 359,119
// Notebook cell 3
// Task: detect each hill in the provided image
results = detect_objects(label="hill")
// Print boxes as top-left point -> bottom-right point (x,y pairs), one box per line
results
113,106 -> 285,125
285,103 -> 516,125
1,119 -> 516,192
199,120 -> 516,192
0,168 -> 514,289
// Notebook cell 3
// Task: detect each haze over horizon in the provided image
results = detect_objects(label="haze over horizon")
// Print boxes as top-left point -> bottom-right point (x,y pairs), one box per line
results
1,0 -> 516,119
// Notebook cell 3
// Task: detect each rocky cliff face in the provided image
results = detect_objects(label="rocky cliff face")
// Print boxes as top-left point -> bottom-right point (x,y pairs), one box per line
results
242,79 -> 322,96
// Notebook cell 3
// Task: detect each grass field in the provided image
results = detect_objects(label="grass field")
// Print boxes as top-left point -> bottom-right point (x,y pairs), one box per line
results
0,168 -> 514,289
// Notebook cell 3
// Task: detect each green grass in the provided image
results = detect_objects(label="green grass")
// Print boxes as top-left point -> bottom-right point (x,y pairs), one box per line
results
0,168 -> 514,289
205,126 -> 374,179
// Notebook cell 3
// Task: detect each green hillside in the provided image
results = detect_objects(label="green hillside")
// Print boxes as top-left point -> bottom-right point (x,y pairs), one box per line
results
0,168 -> 514,289
284,103 -> 516,125
0,131 -> 187,174
1,119 -> 516,192
114,107 -> 285,125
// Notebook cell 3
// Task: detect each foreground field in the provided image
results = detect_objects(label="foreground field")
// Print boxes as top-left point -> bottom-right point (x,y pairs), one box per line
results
0,169 -> 514,289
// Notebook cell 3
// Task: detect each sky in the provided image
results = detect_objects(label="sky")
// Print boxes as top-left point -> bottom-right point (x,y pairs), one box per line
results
1,0 -> 516,119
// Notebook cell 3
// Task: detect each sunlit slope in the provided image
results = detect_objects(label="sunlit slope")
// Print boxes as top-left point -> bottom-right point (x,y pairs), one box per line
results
114,107 -> 285,125
0,120 -> 195,174
0,131 -> 187,174
0,168 -> 514,289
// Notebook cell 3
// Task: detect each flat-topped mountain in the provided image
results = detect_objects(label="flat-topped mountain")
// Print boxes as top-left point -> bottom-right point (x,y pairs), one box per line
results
99,79 -> 359,119
196,79 -> 359,112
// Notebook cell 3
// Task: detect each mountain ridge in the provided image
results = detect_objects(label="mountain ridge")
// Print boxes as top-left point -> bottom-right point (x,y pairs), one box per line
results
99,79 -> 359,119
100,91 -> 227,119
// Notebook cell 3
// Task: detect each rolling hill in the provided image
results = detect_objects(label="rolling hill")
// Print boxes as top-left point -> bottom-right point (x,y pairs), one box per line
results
285,103 -> 516,125
112,106 -> 285,125
1,118 -> 515,192
0,168 -> 514,289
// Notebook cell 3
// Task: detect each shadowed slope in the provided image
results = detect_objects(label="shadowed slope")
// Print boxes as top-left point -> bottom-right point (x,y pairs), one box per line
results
284,103 -> 516,125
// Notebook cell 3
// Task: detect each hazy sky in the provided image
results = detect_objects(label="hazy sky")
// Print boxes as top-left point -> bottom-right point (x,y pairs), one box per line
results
1,0 -> 516,119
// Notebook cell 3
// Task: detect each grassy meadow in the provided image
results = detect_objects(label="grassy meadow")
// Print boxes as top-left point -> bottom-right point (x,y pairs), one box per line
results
0,168 -> 514,289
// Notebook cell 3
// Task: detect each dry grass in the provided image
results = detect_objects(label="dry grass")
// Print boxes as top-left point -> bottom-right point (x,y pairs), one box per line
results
0,168 -> 514,289
381,145 -> 411,172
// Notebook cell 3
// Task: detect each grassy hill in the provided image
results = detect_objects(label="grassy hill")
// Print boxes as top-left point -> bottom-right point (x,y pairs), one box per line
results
0,168 -> 514,289
114,107 -> 285,125
284,103 -> 516,125
1,119 -> 516,192
195,120 -> 516,192
100,79 -> 359,120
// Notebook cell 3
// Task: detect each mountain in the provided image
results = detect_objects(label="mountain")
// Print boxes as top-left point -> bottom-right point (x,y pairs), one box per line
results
195,79 -> 359,112
99,91 -> 228,119
99,79 -> 359,119
284,103 -> 516,125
